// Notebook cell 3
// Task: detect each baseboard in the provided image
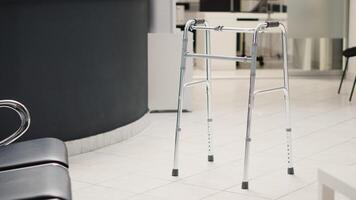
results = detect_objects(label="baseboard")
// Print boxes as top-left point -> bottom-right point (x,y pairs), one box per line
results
65,112 -> 150,156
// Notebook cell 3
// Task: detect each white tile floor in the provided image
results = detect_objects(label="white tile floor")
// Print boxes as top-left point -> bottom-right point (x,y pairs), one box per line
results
70,72 -> 356,200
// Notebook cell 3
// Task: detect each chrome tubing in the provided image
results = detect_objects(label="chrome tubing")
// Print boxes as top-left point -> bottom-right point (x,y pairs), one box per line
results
172,20 -> 196,177
281,24 -> 294,176
184,80 -> 208,88
205,23 -> 214,162
172,19 -> 216,177
241,22 -> 294,189
254,87 -> 286,96
191,25 -> 256,33
185,53 -> 252,62
0,162 -> 66,174
241,24 -> 263,190
0,100 -> 31,146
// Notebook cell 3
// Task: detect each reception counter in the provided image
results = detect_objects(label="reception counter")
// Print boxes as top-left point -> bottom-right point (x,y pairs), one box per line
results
0,0 -> 149,150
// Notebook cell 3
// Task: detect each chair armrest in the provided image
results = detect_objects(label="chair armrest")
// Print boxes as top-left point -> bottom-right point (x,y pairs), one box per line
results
0,100 -> 30,146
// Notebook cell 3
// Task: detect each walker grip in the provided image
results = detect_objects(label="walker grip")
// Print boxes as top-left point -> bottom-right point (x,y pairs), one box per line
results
266,21 -> 280,28
194,19 -> 206,25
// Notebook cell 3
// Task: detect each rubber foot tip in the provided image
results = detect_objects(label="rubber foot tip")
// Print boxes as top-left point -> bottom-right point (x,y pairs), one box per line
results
288,167 -> 295,175
208,155 -> 214,162
172,169 -> 179,176
242,181 -> 249,190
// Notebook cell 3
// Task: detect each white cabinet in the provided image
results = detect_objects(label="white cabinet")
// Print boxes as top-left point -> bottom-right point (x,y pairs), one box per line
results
149,0 -> 176,33
148,32 -> 193,111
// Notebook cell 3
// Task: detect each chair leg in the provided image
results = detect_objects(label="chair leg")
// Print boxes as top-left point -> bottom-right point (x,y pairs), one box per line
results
349,75 -> 356,102
338,58 -> 349,94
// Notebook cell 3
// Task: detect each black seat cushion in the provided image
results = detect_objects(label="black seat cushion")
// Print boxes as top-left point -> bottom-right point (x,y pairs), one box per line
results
343,47 -> 356,58
0,138 -> 68,171
0,164 -> 71,200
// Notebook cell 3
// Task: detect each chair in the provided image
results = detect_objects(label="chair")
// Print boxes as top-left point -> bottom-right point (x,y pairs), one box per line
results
0,100 -> 69,171
0,164 -> 72,200
0,138 -> 68,171
0,100 -> 72,199
337,47 -> 356,101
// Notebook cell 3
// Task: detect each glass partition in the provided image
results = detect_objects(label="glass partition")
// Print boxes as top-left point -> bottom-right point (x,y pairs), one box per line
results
287,0 -> 348,71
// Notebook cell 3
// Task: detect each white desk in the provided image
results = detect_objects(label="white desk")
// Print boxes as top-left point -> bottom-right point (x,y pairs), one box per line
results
318,166 -> 356,200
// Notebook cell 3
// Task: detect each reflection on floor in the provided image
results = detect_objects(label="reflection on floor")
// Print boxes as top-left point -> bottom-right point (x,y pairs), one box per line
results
70,75 -> 355,200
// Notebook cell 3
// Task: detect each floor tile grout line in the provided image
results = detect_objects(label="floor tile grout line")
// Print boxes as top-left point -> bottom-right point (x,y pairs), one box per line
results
274,181 -> 317,200
133,179 -> 222,198
300,135 -> 356,162
198,189 -> 273,200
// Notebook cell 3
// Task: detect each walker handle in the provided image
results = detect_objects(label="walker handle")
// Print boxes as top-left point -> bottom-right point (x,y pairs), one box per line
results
266,21 -> 280,28
194,19 -> 206,25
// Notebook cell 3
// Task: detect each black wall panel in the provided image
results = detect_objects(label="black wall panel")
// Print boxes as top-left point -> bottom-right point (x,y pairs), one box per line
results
200,0 -> 240,12
0,0 -> 148,141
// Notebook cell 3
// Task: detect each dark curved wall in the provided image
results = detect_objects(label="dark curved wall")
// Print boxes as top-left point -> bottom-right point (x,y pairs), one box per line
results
0,0 -> 148,141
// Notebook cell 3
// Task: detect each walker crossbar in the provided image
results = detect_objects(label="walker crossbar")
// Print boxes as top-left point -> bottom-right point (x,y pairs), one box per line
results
254,87 -> 287,96
184,80 -> 208,88
186,53 -> 252,62
171,19 -> 294,190
191,25 -> 257,33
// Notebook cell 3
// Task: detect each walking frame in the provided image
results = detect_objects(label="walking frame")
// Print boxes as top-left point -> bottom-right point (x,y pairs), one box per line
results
171,19 -> 294,190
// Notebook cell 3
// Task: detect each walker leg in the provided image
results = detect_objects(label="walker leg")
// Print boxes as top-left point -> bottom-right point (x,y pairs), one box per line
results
285,105 -> 294,175
206,81 -> 214,162
241,34 -> 258,190
281,27 -> 294,175
204,28 -> 214,162
172,22 -> 192,177
172,53 -> 186,177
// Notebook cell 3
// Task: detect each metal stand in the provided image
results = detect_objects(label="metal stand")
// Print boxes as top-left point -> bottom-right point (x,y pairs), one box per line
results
338,57 -> 356,102
172,19 -> 294,190
338,58 -> 349,95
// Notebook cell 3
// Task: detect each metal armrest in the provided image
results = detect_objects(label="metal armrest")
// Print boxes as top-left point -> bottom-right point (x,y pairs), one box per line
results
0,100 -> 30,146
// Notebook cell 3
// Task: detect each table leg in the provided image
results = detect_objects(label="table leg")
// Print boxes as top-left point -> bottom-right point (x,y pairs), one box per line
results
319,184 -> 335,200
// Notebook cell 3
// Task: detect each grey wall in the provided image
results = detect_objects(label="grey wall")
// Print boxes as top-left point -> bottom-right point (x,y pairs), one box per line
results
149,0 -> 176,33
288,0 -> 347,38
